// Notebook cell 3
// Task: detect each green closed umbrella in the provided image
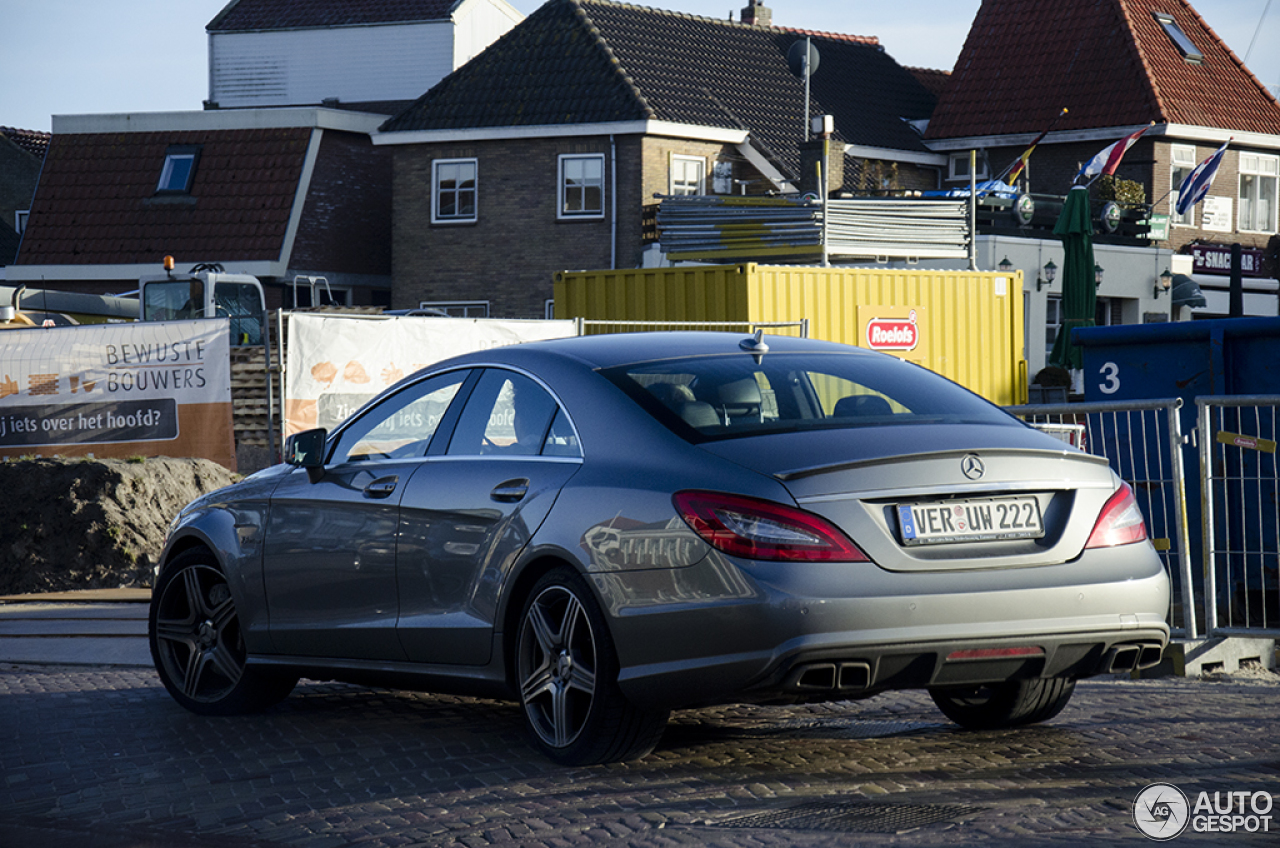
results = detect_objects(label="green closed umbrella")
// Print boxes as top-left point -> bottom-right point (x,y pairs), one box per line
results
1048,185 -> 1096,371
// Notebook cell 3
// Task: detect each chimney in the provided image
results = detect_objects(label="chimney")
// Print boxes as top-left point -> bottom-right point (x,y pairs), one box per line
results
741,1 -> 772,26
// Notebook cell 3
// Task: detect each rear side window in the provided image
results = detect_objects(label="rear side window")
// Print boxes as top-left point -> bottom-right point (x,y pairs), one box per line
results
447,369 -> 580,458
601,352 -> 1015,441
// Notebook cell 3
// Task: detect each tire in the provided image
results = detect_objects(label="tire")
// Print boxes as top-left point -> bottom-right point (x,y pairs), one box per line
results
515,567 -> 668,765
929,677 -> 1076,730
149,549 -> 296,715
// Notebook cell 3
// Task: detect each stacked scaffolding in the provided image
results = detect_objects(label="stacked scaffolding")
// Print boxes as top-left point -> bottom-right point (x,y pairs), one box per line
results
656,195 -> 969,262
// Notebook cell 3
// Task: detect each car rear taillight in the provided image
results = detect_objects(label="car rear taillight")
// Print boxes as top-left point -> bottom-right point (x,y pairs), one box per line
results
1085,482 -> 1149,549
673,491 -> 869,562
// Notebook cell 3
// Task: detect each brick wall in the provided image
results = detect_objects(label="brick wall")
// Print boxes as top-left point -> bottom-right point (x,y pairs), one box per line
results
393,134 -> 760,317
291,130 -> 392,280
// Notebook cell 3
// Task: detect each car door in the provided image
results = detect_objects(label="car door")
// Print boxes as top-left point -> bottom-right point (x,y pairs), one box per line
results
263,370 -> 470,659
396,368 -> 582,665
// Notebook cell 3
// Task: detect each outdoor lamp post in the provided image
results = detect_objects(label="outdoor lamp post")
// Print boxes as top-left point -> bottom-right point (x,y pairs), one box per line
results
1037,259 -> 1057,291
1155,269 -> 1173,298
1094,264 -> 1105,288
998,256 -> 1013,273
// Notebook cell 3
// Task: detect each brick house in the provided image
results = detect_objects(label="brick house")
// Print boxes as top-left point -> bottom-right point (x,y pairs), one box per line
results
9,109 -> 392,309
375,0 -> 944,318
10,0 -> 527,308
924,0 -> 1280,339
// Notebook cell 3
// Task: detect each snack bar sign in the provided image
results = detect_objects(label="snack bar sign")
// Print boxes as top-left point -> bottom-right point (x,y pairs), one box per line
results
0,319 -> 234,467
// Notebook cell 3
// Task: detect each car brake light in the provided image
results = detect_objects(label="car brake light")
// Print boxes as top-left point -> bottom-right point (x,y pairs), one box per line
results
1085,482 -> 1149,549
673,491 -> 869,562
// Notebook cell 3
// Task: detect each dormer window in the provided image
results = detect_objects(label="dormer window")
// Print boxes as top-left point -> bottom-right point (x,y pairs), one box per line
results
157,145 -> 201,194
1154,13 -> 1202,64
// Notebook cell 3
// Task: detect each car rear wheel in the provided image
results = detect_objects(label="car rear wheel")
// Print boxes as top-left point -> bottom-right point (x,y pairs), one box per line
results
149,549 -> 296,715
929,677 -> 1076,730
516,567 -> 668,765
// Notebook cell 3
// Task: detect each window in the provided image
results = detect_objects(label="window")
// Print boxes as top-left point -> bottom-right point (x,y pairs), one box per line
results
604,352 -> 1016,443
447,369 -> 578,457
558,154 -> 604,218
156,145 -> 201,194
1154,13 -> 1203,63
332,371 -> 468,464
670,155 -> 706,196
949,152 -> 988,181
419,301 -> 489,317
1239,152 -> 1278,233
1170,145 -> 1197,227
432,158 -> 477,223
1046,296 -> 1116,360
14,210 -> 29,235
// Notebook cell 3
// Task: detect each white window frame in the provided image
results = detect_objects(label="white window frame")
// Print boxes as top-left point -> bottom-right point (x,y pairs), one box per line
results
1238,152 -> 1279,234
14,210 -> 29,235
557,154 -> 605,219
949,152 -> 988,182
670,154 -> 706,196
419,300 -> 489,317
431,158 -> 478,224
1170,144 -> 1197,227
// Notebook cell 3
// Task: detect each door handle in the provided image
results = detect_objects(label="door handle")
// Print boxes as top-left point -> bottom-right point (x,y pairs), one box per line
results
491,478 -> 529,503
363,475 -> 399,498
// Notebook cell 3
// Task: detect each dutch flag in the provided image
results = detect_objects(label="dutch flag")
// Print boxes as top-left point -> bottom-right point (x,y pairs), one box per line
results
1175,140 -> 1231,216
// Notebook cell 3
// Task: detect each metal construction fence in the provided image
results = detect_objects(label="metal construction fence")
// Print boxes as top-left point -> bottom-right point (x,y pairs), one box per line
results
1198,396 -> 1280,637
1007,399 -> 1197,638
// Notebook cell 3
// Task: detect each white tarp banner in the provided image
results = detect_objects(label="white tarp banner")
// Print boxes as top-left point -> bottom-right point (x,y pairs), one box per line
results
0,318 -> 234,467
283,314 -> 577,437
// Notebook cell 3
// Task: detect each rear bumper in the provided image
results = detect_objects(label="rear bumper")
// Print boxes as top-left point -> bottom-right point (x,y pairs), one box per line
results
596,544 -> 1171,709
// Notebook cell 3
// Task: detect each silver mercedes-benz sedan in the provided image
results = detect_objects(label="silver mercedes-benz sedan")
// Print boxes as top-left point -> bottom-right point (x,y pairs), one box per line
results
149,332 -> 1169,764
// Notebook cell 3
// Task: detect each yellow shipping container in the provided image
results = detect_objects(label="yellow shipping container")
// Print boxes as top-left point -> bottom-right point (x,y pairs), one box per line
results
554,263 -> 1027,406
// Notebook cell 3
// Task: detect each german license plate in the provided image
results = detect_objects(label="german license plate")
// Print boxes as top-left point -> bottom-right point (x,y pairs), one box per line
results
898,497 -> 1044,546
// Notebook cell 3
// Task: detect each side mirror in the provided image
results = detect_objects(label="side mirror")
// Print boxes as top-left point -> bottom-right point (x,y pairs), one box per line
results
284,428 -> 328,483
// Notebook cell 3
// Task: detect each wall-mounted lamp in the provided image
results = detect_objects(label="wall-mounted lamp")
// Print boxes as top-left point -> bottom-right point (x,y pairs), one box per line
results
1094,264 -> 1105,288
998,256 -> 1013,274
1036,259 -> 1057,291
1155,268 -> 1173,298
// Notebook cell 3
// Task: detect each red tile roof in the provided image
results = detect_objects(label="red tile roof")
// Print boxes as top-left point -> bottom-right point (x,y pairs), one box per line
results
926,0 -> 1280,139
16,129 -> 310,266
208,0 -> 461,31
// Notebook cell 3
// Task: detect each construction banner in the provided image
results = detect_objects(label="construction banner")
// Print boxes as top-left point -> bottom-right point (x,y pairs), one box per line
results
284,314 -> 577,437
0,319 -> 234,468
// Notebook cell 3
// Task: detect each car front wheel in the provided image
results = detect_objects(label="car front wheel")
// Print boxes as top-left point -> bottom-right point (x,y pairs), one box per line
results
149,549 -> 296,715
515,567 -> 668,765
929,677 -> 1076,730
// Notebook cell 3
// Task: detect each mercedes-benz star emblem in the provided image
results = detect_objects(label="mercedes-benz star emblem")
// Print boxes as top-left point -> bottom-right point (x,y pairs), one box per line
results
961,454 -> 985,480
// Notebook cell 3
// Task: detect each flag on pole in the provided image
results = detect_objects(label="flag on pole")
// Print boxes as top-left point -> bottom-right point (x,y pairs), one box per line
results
1005,141 -> 1039,184
1075,125 -> 1150,182
1175,140 -> 1230,216
1003,108 -> 1068,184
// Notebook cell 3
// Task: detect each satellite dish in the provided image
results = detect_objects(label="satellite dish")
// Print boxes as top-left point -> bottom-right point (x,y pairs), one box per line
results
787,40 -> 820,78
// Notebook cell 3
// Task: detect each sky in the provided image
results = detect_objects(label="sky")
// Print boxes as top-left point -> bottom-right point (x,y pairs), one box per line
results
2,0 -> 1277,133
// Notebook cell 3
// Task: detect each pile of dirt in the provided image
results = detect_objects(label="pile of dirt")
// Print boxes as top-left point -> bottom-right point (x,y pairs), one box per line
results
0,457 -> 240,595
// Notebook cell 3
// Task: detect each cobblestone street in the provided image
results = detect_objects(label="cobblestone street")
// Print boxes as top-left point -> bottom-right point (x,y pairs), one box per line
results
2,662 -> 1277,847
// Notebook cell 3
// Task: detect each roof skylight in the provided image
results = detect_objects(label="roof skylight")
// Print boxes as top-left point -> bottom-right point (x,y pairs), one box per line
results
1154,13 -> 1203,64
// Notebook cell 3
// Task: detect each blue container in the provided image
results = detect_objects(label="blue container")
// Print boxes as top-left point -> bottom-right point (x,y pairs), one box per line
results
1075,317 -> 1280,631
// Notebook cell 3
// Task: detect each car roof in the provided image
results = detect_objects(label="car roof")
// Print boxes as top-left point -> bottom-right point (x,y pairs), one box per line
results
465,331 -> 877,371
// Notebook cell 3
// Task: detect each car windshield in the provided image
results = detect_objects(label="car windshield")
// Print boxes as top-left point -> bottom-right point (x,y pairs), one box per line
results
601,351 -> 1018,442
